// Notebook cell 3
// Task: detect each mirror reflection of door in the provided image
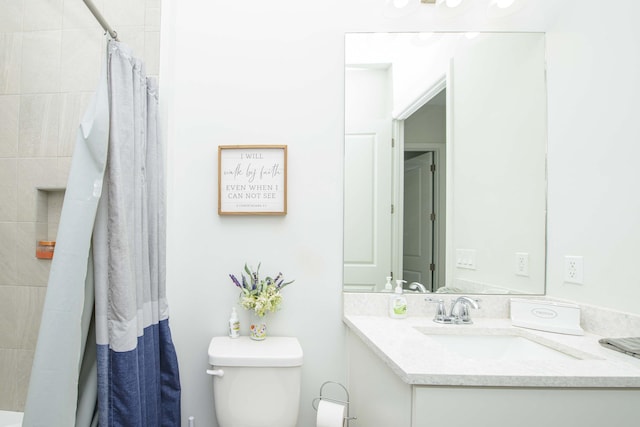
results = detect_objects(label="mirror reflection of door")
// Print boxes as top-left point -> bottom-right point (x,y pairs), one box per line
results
402,152 -> 435,290
396,88 -> 447,292
343,66 -> 393,292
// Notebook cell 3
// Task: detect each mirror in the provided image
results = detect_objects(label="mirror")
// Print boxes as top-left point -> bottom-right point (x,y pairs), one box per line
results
343,32 -> 547,295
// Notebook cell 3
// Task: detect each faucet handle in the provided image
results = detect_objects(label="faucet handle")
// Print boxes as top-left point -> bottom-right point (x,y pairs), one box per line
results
451,296 -> 480,323
459,303 -> 471,322
426,298 -> 448,322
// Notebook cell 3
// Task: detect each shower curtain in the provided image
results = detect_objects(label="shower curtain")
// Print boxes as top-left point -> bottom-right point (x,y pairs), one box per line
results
23,40 -> 181,427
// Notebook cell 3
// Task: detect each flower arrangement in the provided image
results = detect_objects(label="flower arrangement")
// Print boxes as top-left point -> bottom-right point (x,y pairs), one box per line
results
229,263 -> 294,317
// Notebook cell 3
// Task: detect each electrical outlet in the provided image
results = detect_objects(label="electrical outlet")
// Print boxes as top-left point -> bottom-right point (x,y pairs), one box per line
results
564,256 -> 584,284
515,252 -> 529,276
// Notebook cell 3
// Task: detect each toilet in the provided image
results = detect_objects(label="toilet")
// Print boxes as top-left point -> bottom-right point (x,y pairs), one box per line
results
207,336 -> 303,427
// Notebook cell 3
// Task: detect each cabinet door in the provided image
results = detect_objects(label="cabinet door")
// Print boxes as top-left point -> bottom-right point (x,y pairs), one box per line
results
413,386 -> 640,426
347,331 -> 411,427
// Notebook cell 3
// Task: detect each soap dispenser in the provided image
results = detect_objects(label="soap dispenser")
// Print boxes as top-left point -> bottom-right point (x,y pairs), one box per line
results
228,307 -> 240,338
389,280 -> 407,319
382,276 -> 393,292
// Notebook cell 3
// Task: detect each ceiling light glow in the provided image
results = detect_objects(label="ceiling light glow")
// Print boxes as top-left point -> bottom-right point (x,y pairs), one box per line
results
445,0 -> 463,8
393,0 -> 411,8
496,0 -> 515,8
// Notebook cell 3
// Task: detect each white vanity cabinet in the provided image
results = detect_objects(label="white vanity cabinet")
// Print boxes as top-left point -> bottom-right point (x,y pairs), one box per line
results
347,329 -> 412,427
347,329 -> 640,427
412,386 -> 639,426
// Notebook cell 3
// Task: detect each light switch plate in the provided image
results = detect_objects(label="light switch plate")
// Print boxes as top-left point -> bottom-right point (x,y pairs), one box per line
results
455,249 -> 476,270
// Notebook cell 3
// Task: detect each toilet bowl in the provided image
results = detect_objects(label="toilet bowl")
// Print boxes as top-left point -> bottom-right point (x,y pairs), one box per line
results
207,336 -> 303,427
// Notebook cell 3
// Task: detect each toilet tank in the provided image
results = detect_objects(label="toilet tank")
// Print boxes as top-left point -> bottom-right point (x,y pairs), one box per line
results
208,336 -> 303,427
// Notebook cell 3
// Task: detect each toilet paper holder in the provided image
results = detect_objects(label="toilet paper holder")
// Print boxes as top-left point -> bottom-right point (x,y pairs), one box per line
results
312,381 -> 356,426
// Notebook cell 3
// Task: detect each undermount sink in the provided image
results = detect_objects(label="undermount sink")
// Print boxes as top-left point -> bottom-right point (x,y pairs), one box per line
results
415,328 -> 584,361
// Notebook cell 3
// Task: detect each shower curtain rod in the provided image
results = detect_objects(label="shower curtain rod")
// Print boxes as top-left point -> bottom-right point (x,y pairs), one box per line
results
83,0 -> 119,41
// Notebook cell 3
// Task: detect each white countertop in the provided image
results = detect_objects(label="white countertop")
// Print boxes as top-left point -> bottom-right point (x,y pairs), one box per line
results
344,314 -> 640,388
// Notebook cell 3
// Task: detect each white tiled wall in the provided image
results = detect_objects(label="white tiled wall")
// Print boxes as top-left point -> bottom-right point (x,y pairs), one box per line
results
0,0 -> 160,411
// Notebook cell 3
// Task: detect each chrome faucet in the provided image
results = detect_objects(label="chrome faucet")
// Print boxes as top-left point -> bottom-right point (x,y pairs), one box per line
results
408,282 -> 428,293
449,296 -> 479,324
426,296 -> 480,324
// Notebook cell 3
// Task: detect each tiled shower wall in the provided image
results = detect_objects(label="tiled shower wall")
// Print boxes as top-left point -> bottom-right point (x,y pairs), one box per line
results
0,0 -> 161,411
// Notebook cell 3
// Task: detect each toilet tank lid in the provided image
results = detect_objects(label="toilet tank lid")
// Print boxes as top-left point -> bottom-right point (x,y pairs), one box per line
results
208,336 -> 303,367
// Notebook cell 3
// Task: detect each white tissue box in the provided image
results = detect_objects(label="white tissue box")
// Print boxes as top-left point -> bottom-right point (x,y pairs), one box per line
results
510,298 -> 584,335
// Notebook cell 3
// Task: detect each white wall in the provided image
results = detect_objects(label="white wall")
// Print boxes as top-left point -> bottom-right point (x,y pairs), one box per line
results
160,0 -> 640,426
405,105 -> 446,145
450,33 -> 547,294
545,1 -> 640,313
161,2 -> 350,425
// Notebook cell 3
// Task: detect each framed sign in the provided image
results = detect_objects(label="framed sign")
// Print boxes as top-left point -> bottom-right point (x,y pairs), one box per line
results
218,145 -> 287,215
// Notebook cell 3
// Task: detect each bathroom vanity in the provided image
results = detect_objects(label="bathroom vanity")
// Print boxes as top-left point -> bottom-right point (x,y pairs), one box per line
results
344,294 -> 640,427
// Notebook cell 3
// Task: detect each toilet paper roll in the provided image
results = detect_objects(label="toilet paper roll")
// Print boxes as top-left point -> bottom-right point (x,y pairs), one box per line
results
316,400 -> 346,427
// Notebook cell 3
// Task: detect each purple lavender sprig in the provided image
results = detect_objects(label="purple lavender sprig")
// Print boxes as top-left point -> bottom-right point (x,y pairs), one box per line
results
273,272 -> 282,286
229,274 -> 242,288
272,272 -> 294,289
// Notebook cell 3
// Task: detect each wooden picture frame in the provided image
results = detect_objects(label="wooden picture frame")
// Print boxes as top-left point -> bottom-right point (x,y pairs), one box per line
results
218,145 -> 287,215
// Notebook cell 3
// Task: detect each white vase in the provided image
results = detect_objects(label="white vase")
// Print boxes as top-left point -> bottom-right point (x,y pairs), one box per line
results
249,313 -> 267,340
